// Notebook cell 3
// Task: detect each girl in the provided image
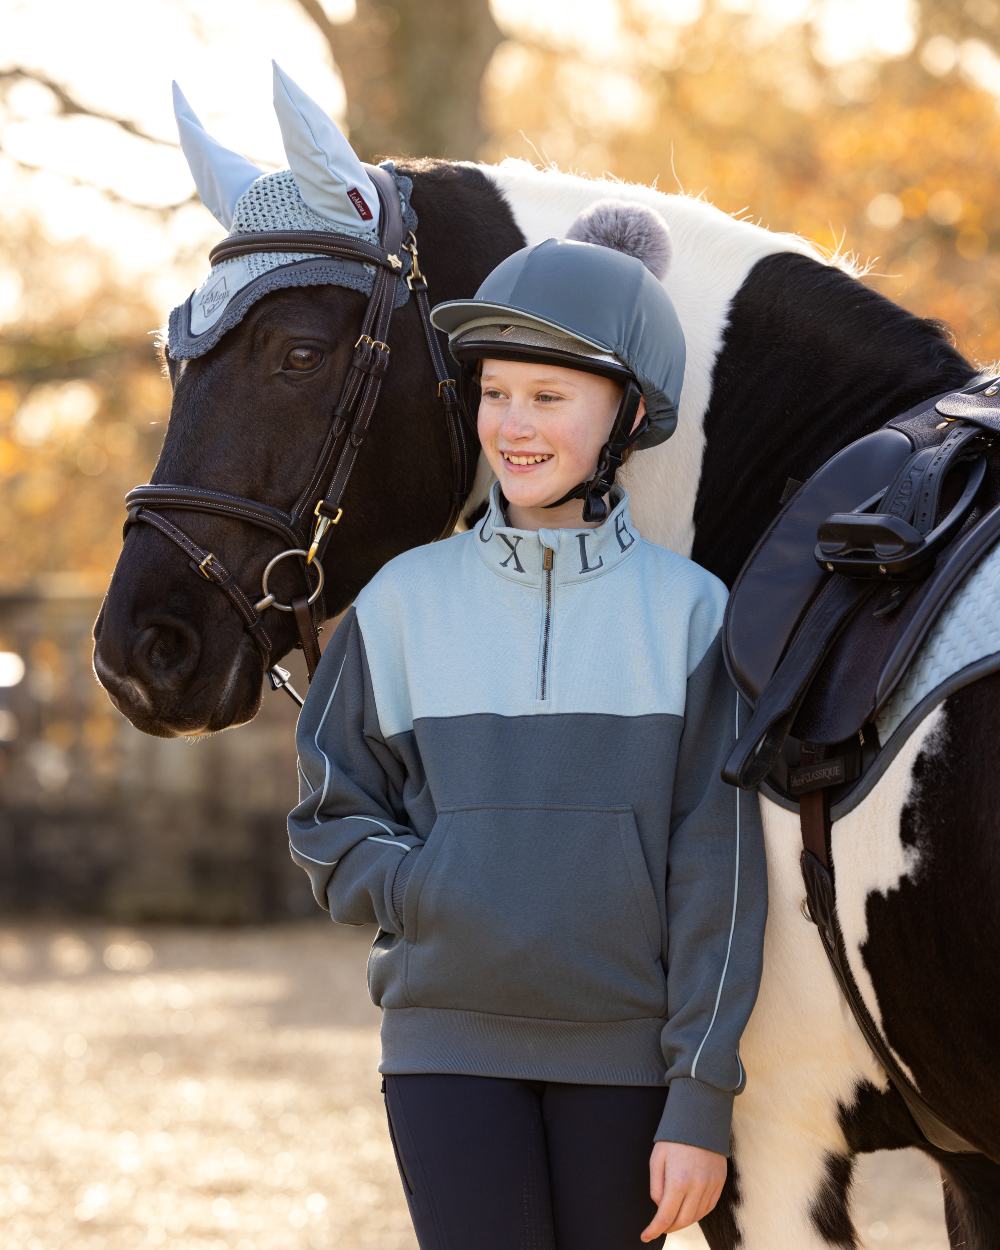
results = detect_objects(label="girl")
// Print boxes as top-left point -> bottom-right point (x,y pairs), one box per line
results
288,201 -> 767,1249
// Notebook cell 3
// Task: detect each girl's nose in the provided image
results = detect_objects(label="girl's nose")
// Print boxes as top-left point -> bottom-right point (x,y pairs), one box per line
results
500,403 -> 537,438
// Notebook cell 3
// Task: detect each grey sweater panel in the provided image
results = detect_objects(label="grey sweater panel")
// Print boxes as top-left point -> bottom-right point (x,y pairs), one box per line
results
287,483 -> 767,1157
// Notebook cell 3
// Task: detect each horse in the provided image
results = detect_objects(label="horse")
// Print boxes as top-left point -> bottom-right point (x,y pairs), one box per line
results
93,66 -> 1000,1249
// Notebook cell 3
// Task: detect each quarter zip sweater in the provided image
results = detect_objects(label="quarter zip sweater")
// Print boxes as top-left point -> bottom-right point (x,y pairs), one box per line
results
288,480 -> 767,1157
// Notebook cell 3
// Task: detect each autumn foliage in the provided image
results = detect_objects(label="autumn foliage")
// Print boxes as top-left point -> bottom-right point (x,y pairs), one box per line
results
4,1 -> 1000,587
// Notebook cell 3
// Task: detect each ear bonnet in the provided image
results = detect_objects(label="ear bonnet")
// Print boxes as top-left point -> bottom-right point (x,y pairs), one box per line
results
167,63 -> 417,360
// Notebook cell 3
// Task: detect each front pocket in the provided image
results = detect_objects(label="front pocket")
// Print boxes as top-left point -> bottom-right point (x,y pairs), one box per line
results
403,803 -> 665,1021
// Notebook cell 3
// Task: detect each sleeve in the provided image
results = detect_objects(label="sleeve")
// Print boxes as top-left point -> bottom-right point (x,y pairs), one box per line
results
654,610 -> 769,1157
287,602 -> 424,934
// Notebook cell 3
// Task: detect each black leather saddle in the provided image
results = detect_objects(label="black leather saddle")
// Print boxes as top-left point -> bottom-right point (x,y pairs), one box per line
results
723,375 -> 1000,801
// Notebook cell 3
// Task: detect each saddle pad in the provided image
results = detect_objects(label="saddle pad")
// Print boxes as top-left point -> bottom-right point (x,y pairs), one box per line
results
875,530 -> 1000,743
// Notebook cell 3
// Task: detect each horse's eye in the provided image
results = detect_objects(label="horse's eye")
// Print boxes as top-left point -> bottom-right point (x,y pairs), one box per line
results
283,346 -> 323,372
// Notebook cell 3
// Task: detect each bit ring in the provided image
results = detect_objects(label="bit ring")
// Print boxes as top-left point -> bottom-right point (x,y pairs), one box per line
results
255,548 -> 325,613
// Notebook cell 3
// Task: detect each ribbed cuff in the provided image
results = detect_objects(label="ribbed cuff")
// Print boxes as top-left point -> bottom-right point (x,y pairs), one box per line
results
654,1077 -> 735,1157
389,846 -> 421,932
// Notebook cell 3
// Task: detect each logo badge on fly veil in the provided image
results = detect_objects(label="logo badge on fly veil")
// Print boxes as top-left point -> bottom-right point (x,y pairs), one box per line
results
201,277 -> 229,320
346,187 -> 374,221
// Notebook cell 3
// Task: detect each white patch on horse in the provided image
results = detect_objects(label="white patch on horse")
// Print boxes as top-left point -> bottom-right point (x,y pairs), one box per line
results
832,702 -> 948,1090
475,158 -> 825,557
733,795 -> 885,1249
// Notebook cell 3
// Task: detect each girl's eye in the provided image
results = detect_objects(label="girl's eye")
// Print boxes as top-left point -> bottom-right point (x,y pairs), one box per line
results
537,393 -> 562,403
482,388 -> 505,400
283,346 -> 324,372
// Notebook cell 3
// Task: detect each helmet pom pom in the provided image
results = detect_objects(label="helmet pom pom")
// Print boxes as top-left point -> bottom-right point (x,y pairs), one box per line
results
566,199 -> 673,280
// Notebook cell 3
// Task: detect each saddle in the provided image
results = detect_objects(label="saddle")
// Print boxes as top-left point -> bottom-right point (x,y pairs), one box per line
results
724,375 -> 1000,802
722,374 -> 1000,1161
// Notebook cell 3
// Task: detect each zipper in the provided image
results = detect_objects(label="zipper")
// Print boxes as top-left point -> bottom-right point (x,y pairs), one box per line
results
538,545 -> 554,700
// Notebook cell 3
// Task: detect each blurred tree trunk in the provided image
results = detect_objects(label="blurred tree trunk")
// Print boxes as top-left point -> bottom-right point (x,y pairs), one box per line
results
295,0 -> 502,160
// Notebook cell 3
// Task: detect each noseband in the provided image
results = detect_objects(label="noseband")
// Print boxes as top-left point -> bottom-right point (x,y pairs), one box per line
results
123,164 -> 476,706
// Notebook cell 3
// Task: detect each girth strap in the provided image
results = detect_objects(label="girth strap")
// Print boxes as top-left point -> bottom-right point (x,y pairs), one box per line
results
800,830 -> 988,1158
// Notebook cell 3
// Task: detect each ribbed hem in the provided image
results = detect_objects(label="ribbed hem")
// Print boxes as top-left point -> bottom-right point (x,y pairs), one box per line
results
379,1006 -> 669,1085
654,1076 -> 735,1157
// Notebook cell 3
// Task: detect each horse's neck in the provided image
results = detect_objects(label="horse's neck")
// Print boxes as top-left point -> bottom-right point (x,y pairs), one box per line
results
685,251 -> 978,583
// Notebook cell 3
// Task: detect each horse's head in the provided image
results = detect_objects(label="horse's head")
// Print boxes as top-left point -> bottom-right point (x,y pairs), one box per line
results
93,65 -> 523,737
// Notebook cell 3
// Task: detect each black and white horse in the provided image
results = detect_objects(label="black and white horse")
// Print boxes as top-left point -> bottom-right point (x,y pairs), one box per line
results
93,79 -> 1000,1248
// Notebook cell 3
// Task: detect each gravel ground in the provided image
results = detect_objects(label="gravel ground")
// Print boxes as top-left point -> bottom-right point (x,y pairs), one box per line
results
0,920 -> 948,1249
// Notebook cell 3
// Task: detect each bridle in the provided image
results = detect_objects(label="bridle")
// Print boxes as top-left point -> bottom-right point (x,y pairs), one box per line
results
123,163 -> 477,706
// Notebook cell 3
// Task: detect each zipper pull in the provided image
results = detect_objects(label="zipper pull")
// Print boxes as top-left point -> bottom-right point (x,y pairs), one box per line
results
542,547 -> 554,570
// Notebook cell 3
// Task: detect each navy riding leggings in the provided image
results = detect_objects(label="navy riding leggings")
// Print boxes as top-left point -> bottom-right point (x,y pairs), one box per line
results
380,1072 -> 669,1250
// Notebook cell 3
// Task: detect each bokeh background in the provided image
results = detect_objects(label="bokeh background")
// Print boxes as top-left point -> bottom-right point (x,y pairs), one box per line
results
2,0 -> 995,1244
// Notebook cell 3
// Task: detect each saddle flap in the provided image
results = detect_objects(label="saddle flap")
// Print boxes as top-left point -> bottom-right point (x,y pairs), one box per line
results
723,427 -> 915,703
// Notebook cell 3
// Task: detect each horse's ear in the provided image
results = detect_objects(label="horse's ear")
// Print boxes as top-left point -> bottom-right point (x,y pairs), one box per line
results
172,81 -> 262,229
271,60 -> 380,232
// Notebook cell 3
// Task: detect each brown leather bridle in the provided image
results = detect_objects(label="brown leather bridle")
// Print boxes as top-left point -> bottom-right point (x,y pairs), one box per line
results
123,163 -> 477,706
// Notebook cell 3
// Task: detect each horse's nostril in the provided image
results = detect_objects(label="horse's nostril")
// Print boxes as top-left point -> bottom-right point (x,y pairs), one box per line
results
133,617 -> 201,688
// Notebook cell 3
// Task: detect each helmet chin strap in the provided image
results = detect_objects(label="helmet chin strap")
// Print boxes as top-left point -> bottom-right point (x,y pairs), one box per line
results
540,380 -> 646,523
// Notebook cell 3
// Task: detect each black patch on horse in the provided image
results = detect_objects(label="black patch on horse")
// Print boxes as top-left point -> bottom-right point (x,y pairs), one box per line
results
809,1150 -> 858,1247
692,251 -> 975,587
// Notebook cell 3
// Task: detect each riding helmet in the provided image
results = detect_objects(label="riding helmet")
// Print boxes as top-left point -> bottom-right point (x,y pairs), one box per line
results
430,199 -> 686,522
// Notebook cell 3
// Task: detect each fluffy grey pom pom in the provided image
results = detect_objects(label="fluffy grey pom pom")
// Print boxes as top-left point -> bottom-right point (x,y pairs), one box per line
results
566,199 -> 673,279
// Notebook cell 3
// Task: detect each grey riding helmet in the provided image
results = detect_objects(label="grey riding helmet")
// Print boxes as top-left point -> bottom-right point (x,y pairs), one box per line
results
429,206 -> 685,521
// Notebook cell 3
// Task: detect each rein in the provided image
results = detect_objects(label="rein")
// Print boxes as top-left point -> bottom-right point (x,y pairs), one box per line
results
123,164 -> 476,706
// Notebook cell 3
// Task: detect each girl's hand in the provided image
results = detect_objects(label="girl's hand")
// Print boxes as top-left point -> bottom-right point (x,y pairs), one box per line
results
640,1140 -> 727,1242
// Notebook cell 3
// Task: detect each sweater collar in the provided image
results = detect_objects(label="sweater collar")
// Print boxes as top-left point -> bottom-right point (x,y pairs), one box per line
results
473,479 -> 641,586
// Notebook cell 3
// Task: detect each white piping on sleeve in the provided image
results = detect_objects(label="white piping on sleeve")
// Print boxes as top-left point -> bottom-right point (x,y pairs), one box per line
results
306,647 -> 351,826
690,687 -> 742,1081
343,814 -> 397,836
288,839 -> 339,868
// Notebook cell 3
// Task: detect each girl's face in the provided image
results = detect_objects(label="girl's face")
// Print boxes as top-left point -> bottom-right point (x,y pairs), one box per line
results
477,358 -> 643,530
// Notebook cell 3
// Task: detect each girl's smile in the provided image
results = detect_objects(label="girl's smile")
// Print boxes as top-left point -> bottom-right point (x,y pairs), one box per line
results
500,450 -> 554,471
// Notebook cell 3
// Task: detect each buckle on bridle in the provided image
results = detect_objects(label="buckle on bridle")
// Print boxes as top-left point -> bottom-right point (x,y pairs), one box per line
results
307,498 -> 343,564
403,231 -> 425,291
197,553 -> 217,580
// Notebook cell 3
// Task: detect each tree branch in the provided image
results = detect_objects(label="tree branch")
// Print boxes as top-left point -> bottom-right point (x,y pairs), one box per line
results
0,67 -> 176,146
1,150 -> 198,215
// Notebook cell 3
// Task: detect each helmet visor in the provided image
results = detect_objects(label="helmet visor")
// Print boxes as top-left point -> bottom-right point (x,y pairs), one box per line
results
450,320 -> 632,384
